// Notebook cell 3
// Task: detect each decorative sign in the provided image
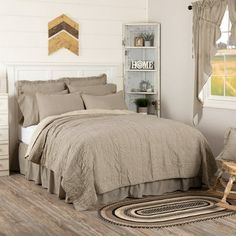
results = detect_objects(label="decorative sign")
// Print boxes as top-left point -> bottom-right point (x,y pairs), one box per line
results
130,60 -> 154,70
48,14 -> 79,55
134,37 -> 144,47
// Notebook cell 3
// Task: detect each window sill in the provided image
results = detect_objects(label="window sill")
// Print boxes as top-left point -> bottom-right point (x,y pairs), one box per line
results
204,99 -> 236,110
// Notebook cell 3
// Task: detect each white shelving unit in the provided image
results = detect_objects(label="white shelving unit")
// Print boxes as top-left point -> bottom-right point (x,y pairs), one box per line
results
123,22 -> 161,116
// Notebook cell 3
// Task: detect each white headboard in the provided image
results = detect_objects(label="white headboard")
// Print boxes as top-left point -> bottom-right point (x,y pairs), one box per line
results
6,63 -> 122,170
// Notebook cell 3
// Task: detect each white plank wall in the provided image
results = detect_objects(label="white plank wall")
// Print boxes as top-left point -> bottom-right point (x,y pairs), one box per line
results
0,0 -> 147,170
0,0 -> 147,63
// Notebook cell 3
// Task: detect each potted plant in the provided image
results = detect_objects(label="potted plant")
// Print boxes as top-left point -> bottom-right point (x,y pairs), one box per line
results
141,33 -> 154,47
134,98 -> 150,114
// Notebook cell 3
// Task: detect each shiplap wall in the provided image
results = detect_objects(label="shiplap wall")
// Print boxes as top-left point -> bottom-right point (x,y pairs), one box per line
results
0,0 -> 147,64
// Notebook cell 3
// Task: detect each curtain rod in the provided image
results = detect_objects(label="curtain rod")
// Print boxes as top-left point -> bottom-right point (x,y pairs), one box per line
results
188,5 -> 192,10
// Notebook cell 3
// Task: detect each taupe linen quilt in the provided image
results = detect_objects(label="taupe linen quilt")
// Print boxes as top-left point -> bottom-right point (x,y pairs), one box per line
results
26,110 -> 217,210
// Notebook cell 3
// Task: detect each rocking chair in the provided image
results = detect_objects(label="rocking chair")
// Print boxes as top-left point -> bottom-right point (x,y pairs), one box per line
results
212,159 -> 236,210
211,128 -> 236,211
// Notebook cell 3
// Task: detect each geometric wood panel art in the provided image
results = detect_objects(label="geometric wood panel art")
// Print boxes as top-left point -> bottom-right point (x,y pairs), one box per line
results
48,14 -> 79,55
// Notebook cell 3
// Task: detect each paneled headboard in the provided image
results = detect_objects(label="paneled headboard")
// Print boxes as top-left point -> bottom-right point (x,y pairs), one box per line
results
6,63 -> 122,170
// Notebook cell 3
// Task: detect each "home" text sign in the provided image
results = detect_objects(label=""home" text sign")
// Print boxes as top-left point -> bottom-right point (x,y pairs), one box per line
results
130,60 -> 154,70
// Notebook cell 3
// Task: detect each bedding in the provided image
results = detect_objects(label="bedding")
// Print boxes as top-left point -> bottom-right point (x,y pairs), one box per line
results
17,84 -> 68,127
36,93 -> 84,121
19,141 -> 201,207
68,83 -> 117,95
16,79 -> 65,95
19,125 -> 37,145
26,110 -> 217,211
81,91 -> 127,110
16,74 -> 109,127
62,73 -> 107,87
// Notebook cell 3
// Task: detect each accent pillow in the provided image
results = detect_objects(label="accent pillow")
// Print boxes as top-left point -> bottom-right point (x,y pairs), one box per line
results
36,93 -> 84,121
81,91 -> 127,110
216,128 -> 236,162
62,73 -> 107,87
16,80 -> 66,127
68,83 -> 117,95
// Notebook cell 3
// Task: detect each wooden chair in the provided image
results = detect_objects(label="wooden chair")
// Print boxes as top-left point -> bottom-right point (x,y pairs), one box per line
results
211,159 -> 236,211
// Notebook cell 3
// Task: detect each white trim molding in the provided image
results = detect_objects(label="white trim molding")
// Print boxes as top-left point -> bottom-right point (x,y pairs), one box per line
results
204,98 -> 236,110
203,80 -> 236,110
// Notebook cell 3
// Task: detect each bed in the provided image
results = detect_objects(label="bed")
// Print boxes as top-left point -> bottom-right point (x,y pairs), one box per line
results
7,64 -> 217,211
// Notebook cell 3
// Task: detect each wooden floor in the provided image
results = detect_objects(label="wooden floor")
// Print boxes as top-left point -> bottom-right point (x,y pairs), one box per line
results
0,175 -> 236,236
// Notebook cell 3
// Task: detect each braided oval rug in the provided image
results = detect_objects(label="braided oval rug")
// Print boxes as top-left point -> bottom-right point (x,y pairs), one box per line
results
98,191 -> 236,228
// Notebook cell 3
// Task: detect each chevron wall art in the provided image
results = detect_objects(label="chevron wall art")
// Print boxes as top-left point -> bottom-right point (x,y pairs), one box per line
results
48,14 -> 79,55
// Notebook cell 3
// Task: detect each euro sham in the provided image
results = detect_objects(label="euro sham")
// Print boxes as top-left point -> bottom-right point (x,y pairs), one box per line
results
16,80 -> 65,96
68,83 -> 117,95
62,73 -> 107,87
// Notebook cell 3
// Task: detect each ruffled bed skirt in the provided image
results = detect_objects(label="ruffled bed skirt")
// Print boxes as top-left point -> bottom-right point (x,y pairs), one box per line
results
19,142 -> 202,207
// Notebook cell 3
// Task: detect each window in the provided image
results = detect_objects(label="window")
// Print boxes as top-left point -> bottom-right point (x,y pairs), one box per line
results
205,8 -> 236,108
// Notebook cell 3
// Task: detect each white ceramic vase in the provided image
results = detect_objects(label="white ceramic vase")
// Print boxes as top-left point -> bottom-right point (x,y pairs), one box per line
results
144,41 -> 151,47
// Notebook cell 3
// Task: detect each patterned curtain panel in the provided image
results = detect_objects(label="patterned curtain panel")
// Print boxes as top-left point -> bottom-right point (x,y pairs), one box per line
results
192,0 -> 227,124
228,0 -> 236,46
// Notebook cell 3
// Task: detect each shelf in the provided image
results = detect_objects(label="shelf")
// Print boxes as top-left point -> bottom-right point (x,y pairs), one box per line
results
126,69 -> 157,72
127,92 -> 157,95
123,22 -> 161,117
125,46 -> 157,49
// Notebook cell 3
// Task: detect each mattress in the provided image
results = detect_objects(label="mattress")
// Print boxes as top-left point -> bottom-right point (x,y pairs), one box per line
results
18,125 -> 37,145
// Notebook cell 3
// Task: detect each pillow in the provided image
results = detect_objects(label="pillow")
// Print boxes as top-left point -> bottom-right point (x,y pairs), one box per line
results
36,93 -> 84,121
16,80 -> 66,127
216,128 -> 236,162
68,83 -> 117,95
62,73 -> 107,87
81,91 -> 127,110
16,80 -> 65,96
18,89 -> 68,127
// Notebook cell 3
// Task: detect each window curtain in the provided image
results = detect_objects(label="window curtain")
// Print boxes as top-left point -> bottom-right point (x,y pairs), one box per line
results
228,0 -> 236,45
192,0 -> 227,125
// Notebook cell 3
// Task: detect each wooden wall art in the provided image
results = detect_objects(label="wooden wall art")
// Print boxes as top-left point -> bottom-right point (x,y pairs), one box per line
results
48,14 -> 79,55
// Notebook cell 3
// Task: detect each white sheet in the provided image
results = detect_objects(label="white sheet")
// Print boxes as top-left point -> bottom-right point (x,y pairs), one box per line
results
19,125 -> 37,145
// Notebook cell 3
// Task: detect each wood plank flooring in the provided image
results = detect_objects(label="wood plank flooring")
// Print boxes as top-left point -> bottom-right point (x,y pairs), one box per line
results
0,174 -> 236,236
